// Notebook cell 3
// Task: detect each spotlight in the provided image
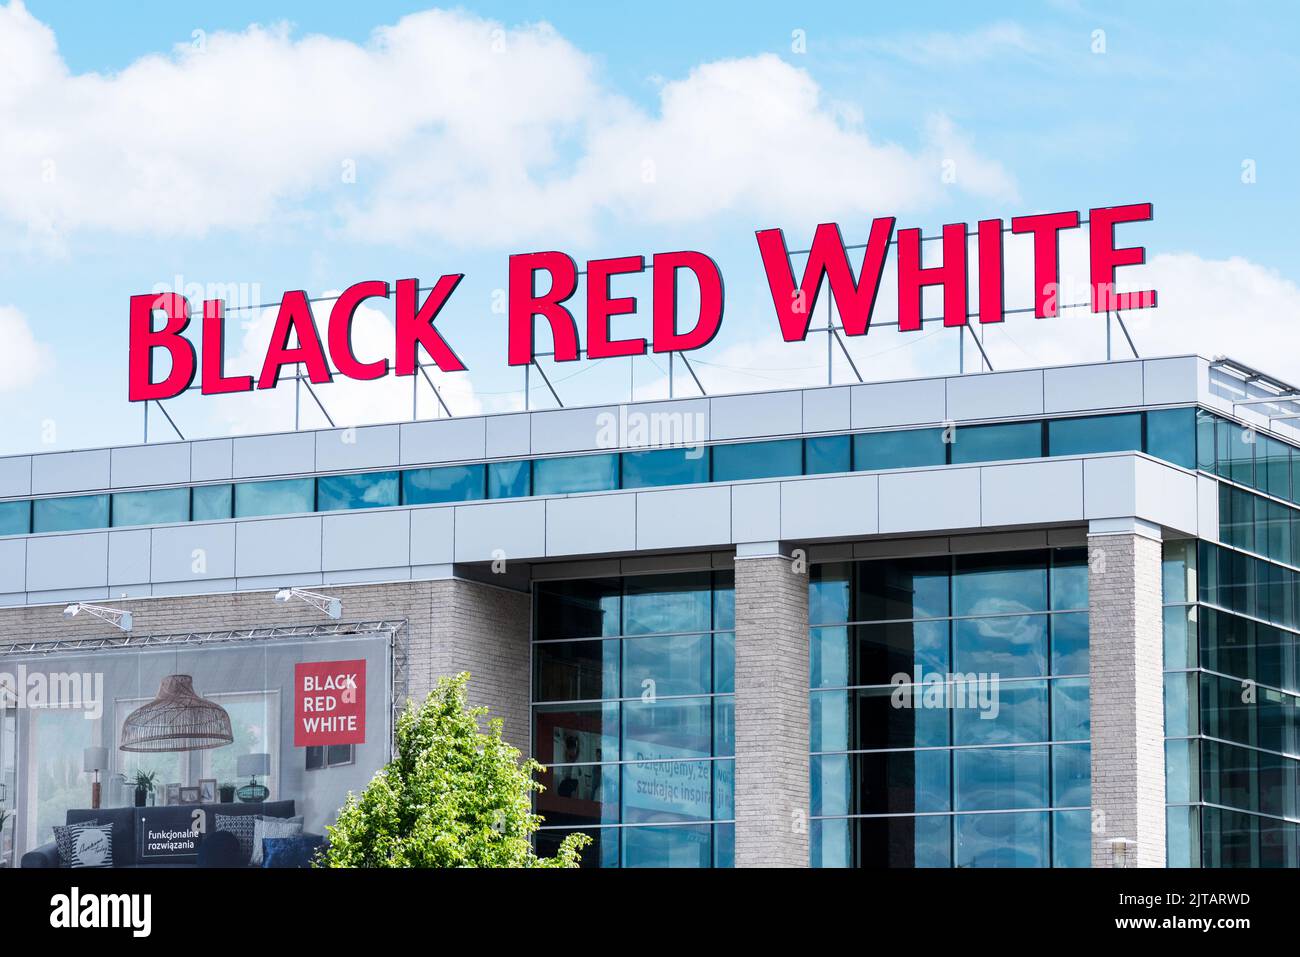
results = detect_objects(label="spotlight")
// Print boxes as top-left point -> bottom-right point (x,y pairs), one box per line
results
271,587 -> 341,620
61,602 -> 133,632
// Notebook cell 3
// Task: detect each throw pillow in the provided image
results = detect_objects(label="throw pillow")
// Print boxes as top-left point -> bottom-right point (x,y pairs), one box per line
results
251,816 -> 304,866
262,834 -> 326,868
68,822 -> 114,868
214,813 -> 258,864
54,819 -> 97,867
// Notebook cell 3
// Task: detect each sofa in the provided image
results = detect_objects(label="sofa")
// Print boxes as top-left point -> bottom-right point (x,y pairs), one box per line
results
21,800 -> 317,868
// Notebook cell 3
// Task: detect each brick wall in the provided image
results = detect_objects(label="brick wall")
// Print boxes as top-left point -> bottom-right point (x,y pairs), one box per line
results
1088,529 -> 1166,867
733,553 -> 810,867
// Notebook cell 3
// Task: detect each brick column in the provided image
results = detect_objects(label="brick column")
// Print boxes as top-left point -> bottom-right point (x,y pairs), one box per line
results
426,577 -> 532,753
733,543 -> 810,867
1088,519 -> 1166,867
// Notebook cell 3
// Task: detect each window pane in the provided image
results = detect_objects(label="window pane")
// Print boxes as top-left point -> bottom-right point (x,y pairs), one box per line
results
622,696 -> 712,760
535,579 -> 621,639
857,814 -> 951,868
804,435 -> 851,475
1051,612 -> 1089,675
32,494 -> 109,532
1052,809 -> 1091,867
950,422 -> 1042,464
811,626 -> 849,689
856,749 -> 951,814
621,823 -> 712,868
1052,678 -> 1090,741
533,639 -> 618,702
850,620 -> 949,686
535,763 -> 618,827
953,614 -> 1049,679
954,746 -> 1048,810
533,703 -> 619,766
953,551 -> 1047,616
1052,743 -> 1090,807
0,500 -> 30,535
953,679 -> 1048,745
713,632 -> 734,694
711,439 -> 802,482
621,447 -> 709,489
191,483 -> 232,521
1047,413 -> 1142,457
401,464 -> 482,505
852,686 -> 949,749
810,563 -> 851,625
111,487 -> 190,527
533,454 -> 618,495
712,573 -> 735,630
622,633 -> 710,698
317,471 -> 399,511
811,818 -> 852,868
622,761 -> 714,824
234,478 -> 314,518
856,556 -> 950,621
713,696 -> 734,757
811,690 -> 849,752
1050,547 -> 1088,610
811,754 -> 850,817
535,827 -> 618,868
1145,407 -> 1197,469
487,459 -> 531,499
853,429 -> 946,471
623,572 -> 711,635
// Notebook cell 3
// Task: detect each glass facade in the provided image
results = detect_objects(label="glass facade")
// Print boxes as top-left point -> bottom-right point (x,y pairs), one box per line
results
0,407 -> 1195,537
531,571 -> 735,868
809,549 -> 1091,868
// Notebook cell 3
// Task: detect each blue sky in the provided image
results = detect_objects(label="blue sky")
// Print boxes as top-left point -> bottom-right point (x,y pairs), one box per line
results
1,0 -> 1298,455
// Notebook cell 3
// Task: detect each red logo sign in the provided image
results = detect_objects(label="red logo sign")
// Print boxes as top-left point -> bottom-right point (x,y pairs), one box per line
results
294,659 -> 366,747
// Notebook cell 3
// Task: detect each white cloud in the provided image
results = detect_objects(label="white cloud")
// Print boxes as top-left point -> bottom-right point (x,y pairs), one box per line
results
0,2 -> 1015,250
0,304 -> 53,391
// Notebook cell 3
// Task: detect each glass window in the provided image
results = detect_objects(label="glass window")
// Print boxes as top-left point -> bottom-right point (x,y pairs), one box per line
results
1052,679 -> 1090,740
1258,435 -> 1291,500
810,563 -> 851,625
853,428 -> 946,472
811,754 -> 850,817
855,750 -> 951,814
1050,548 -> 1088,610
623,573 -> 711,635
234,478 -> 314,518
534,763 -> 618,828
856,556 -> 950,621
953,551 -> 1048,617
622,696 -> 713,761
0,500 -> 30,536
711,439 -> 802,482
1052,810 -> 1091,867
111,487 -> 190,527
533,702 -> 620,767
953,678 -> 1048,745
953,615 -> 1049,679
811,689 -> 850,752
713,697 -> 734,757
713,632 -> 734,694
621,823 -> 712,868
400,464 -> 482,505
1047,413 -> 1142,457
949,421 -> 1042,464
533,454 -> 619,495
622,633 -> 711,698
1052,744 -> 1090,807
32,494 -> 110,532
535,827 -> 618,868
850,686 -> 949,750
713,572 -> 735,630
804,435 -> 851,475
318,471 -> 399,511
955,812 -> 1048,868
621,447 -> 709,489
857,814 -> 952,868
533,639 -> 619,702
1145,407 -> 1197,470
811,626 -> 849,689
191,483 -> 232,521
811,818 -> 852,868
955,745 -> 1048,810
1051,612 -> 1089,675
535,579 -> 621,639
487,459 -> 531,499
622,761 -> 714,824
849,620 -> 949,687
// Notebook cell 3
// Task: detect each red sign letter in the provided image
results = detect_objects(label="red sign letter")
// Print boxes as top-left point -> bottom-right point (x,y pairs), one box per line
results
652,251 -> 724,353
128,293 -> 195,401
395,276 -> 465,376
587,255 -> 646,359
508,251 -> 580,365
329,280 -> 391,381
977,219 -> 1004,325
1011,210 -> 1080,317
257,290 -> 332,390
757,219 -> 895,341
1090,203 -> 1157,312
200,300 -> 252,395
898,222 -> 968,331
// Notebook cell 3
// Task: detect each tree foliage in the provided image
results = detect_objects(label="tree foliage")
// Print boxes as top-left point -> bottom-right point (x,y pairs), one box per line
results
319,671 -> 590,868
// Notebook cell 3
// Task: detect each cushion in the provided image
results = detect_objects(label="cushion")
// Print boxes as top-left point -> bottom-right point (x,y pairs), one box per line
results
251,816 -> 304,866
54,819 -> 97,867
214,813 -> 258,864
262,834 -> 326,869
69,806 -> 137,867
67,822 -> 114,868
196,830 -> 245,868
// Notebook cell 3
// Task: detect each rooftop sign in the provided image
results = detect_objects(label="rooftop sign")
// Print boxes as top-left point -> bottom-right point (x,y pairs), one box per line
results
128,202 -> 1155,402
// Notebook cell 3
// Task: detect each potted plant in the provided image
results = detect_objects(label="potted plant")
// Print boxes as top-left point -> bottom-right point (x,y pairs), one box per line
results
132,769 -> 157,808
218,782 -> 236,804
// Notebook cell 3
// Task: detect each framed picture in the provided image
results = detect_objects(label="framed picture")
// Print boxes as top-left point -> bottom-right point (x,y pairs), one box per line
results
179,786 -> 201,805
197,778 -> 217,803
165,784 -> 181,806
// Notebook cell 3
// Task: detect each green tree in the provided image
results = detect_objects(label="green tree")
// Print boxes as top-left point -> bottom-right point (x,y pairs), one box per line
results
319,672 -> 590,868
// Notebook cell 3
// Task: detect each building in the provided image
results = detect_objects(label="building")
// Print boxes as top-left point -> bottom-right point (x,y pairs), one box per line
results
0,352 -> 1294,867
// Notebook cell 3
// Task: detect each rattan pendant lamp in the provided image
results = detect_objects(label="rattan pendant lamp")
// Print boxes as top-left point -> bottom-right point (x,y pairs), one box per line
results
119,675 -> 234,752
